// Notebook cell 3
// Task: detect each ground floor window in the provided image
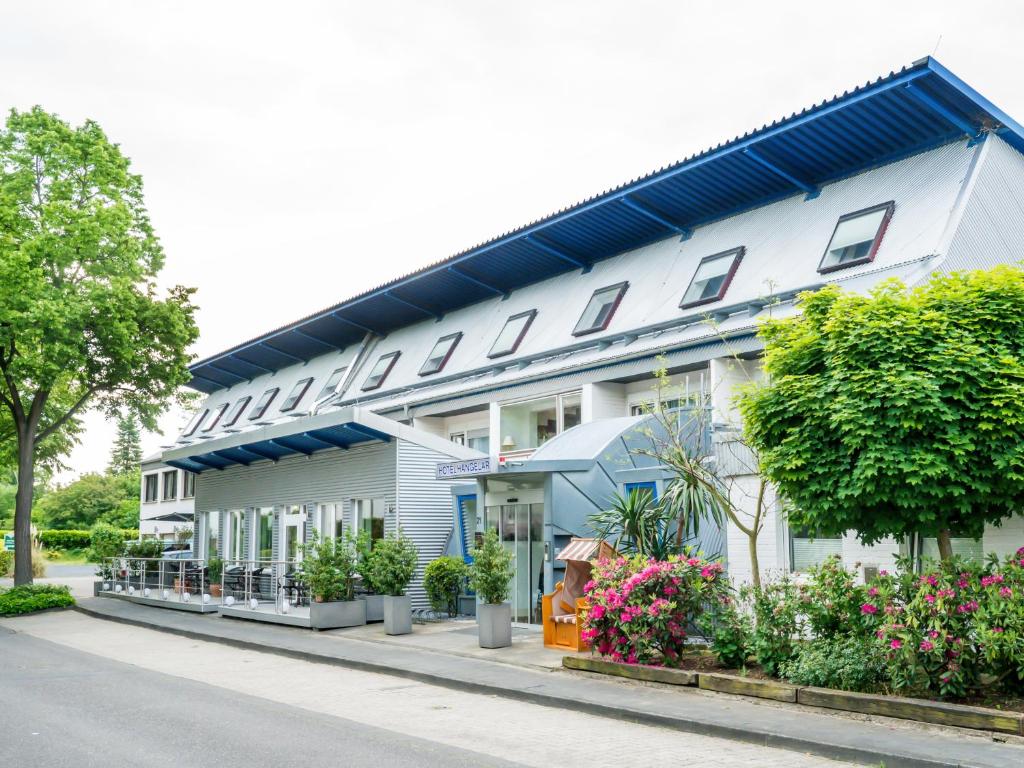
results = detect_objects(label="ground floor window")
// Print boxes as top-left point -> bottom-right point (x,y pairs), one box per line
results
354,498 -> 386,544
256,508 -> 273,560
205,511 -> 221,560
789,526 -> 842,572
227,509 -> 245,561
920,535 -> 983,563
318,503 -> 344,540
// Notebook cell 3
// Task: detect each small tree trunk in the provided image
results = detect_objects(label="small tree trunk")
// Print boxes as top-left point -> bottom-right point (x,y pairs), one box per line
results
747,532 -> 761,589
13,430 -> 36,586
937,528 -> 954,563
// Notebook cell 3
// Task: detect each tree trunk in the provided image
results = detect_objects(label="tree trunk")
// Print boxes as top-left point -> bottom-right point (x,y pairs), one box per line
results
747,532 -> 761,589
937,528 -> 954,563
13,429 -> 36,586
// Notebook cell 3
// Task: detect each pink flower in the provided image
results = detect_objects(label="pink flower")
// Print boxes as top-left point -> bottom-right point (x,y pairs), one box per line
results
687,557 -> 701,567
920,640 -> 934,652
583,580 -> 596,593
992,627 -> 1005,633
958,579 -> 969,589
860,603 -> 878,615
867,587 -> 879,597
589,604 -> 606,620
890,639 -> 902,650
924,594 -> 936,604
1000,587 -> 1013,598
879,570 -> 889,576
928,630 -> 939,639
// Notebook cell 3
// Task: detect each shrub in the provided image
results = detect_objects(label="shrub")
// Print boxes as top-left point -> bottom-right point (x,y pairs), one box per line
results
208,557 -> 224,584
468,529 -> 514,605
300,532 -> 358,602
800,555 -> 869,640
0,550 -> 12,577
424,556 -> 468,617
38,529 -> 91,550
781,635 -> 888,693
88,522 -> 127,579
746,576 -> 802,677
583,554 -> 729,666
0,584 -> 75,616
363,531 -> 418,596
701,598 -> 750,669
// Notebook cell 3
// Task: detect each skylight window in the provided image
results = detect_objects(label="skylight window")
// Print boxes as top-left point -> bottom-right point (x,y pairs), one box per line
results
420,333 -> 462,376
182,409 -> 209,437
489,310 -> 537,359
248,388 -> 280,420
818,202 -> 894,273
573,282 -> 628,336
317,367 -> 348,399
680,247 -> 745,309
361,352 -> 400,391
280,378 -> 313,412
222,396 -> 251,428
202,403 -> 230,432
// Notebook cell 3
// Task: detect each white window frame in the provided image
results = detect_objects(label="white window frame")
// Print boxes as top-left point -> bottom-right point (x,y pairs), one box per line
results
161,470 -> 178,501
497,391 -> 581,456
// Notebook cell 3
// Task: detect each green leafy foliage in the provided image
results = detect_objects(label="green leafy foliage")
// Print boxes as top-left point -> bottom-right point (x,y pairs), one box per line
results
38,529 -> 90,550
107,416 -> 142,475
423,556 -> 468,617
88,521 -> 127,579
741,268 -> 1024,551
300,532 -> 358,602
799,555 -> 869,640
468,529 -> 514,605
0,583 -> 74,616
587,490 -> 678,559
34,471 -> 140,530
700,598 -> 750,669
362,531 -> 418,596
781,635 -> 888,693
207,557 -> 224,584
0,550 -> 12,577
746,577 -> 802,677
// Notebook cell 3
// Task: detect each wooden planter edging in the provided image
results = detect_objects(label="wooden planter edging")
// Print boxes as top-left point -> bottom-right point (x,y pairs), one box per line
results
563,657 -> 1024,735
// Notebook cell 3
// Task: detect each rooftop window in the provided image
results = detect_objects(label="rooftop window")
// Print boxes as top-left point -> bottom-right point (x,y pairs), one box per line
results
248,388 -> 280,420
420,332 -> 462,376
317,367 -> 348,399
818,201 -> 894,273
280,377 -> 313,412
488,310 -> 537,359
361,352 -> 400,391
680,247 -> 745,309
202,403 -> 230,432
573,282 -> 628,336
222,396 -> 251,428
182,409 -> 209,437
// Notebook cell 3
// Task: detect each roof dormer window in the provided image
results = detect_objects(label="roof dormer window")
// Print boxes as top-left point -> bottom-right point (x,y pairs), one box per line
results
280,377 -> 313,412
202,403 -> 230,432
182,409 -> 208,437
222,396 -> 251,428
818,201 -> 894,273
317,367 -> 348,399
489,310 -> 537,359
248,388 -> 279,420
420,333 -> 462,376
680,247 -> 745,309
362,352 -> 400,391
573,282 -> 628,336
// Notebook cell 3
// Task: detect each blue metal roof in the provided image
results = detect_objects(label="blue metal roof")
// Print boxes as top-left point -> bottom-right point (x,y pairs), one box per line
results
188,57 -> 1024,394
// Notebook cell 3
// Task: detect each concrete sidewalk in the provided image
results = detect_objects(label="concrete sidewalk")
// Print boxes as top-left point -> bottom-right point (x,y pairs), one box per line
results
75,597 -> 1024,768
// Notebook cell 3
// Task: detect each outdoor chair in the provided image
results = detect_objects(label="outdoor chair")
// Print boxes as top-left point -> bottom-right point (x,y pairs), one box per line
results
542,538 -> 616,652
281,570 -> 308,606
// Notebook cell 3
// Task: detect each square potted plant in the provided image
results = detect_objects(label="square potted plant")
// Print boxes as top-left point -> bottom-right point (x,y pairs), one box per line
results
300,532 -> 366,630
208,557 -> 224,598
363,530 -> 418,635
354,530 -> 384,622
469,529 -> 514,648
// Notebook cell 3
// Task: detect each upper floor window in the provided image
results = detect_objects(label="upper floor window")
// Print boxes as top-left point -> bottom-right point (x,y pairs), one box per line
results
317,367 -> 348,399
182,409 -> 208,437
362,352 -> 400,391
818,201 -> 894,273
280,377 -> 313,412
162,470 -> 178,501
222,396 -> 251,428
488,310 -> 537,358
182,471 -> 196,499
202,403 -> 230,432
143,474 -> 159,503
498,392 -> 581,455
680,247 -> 744,309
420,332 -> 462,376
573,282 -> 628,336
249,388 -> 280,420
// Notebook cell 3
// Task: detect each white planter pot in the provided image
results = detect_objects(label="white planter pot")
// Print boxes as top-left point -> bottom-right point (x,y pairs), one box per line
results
383,594 -> 412,635
359,594 -> 385,622
477,602 -> 512,648
310,599 -> 367,630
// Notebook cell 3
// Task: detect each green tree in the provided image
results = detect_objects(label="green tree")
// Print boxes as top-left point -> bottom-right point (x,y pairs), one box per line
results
107,415 -> 142,475
34,470 -> 139,530
739,267 -> 1024,562
0,107 -> 198,583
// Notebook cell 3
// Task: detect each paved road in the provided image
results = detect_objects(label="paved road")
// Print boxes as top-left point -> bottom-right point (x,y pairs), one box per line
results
1,612 -> 848,767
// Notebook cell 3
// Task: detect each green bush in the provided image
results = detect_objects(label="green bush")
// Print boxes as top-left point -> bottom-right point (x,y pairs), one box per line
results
39,529 -> 91,550
88,522 -> 127,579
0,550 -> 12,577
799,555 -> 868,640
746,577 -> 802,678
0,584 -> 75,616
423,556 -> 468,617
300,532 -> 358,602
701,599 -> 750,669
781,635 -> 888,693
363,532 -> 418,596
468,529 -> 513,605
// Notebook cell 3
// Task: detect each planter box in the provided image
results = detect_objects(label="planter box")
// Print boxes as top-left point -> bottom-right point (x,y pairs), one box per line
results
359,594 -> 384,622
798,686 -> 1024,735
477,602 -> 512,648
563,656 -> 698,686
310,599 -> 367,630
383,594 -> 412,635
457,594 -> 476,617
93,581 -> 105,597
699,673 -> 798,703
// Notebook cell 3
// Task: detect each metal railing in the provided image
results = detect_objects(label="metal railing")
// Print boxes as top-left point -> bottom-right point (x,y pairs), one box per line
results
220,559 -> 307,615
100,557 -> 210,604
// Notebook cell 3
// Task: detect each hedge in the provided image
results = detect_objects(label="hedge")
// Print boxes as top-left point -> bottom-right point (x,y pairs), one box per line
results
0,584 -> 75,616
27,529 -> 140,550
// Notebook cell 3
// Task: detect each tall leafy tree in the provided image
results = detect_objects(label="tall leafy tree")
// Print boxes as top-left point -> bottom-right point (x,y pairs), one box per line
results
0,107 -> 198,583
740,267 -> 1024,562
107,415 -> 142,475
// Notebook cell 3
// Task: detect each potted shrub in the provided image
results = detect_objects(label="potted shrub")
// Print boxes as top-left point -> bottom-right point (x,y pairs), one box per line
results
208,557 -> 224,598
88,522 -> 126,595
468,529 -> 514,648
363,530 -> 418,635
424,555 -> 469,618
300,532 -> 365,629
354,530 -> 384,622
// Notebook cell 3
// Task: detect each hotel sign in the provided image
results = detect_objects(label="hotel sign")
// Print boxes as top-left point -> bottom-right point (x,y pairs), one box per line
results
436,457 -> 492,479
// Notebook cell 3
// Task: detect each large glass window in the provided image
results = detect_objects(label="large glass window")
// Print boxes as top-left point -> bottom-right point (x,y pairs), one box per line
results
680,247 -> 744,308
498,392 -> 581,454
222,396 -> 251,427
573,282 -> 628,336
205,511 -> 221,560
202,403 -> 230,432
818,201 -> 895,273
182,472 -> 196,499
182,409 -> 208,437
162,470 -> 177,501
790,527 -> 843,572
256,508 -> 273,560
143,474 -> 159,503
318,503 -> 344,540
362,352 -> 400,391
317,367 -> 348,399
227,509 -> 245,561
354,498 -> 386,544
248,388 -> 279,420
420,332 -> 462,376
488,310 -> 537,358
280,377 -> 313,412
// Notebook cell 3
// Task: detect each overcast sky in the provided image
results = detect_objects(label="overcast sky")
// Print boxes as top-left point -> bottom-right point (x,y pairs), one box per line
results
2,1 -> 1022,481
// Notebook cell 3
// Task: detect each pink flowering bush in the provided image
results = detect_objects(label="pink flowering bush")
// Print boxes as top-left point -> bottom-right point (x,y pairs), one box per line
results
582,554 -> 728,666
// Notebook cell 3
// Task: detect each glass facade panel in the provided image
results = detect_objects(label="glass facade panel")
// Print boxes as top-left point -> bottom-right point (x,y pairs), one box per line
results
560,393 -> 582,431
206,511 -> 220,560
355,498 -> 386,543
499,396 -> 557,453
256,508 -> 273,560
228,509 -> 245,560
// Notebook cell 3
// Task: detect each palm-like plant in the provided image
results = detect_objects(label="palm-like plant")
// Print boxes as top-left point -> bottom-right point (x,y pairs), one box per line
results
588,489 -> 678,559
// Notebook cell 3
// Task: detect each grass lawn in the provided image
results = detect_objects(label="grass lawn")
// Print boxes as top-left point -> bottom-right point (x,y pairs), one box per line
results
42,547 -> 92,566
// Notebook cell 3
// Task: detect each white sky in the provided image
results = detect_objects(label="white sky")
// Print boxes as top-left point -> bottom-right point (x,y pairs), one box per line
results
2,1 -> 1022,480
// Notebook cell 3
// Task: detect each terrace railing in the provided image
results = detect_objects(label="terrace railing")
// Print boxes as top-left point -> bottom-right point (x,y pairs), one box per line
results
220,559 -> 306,615
101,557 -> 210,604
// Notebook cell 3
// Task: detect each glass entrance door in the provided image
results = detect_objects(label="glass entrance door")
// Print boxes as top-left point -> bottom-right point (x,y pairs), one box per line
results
487,503 -> 544,624
281,506 -> 305,564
